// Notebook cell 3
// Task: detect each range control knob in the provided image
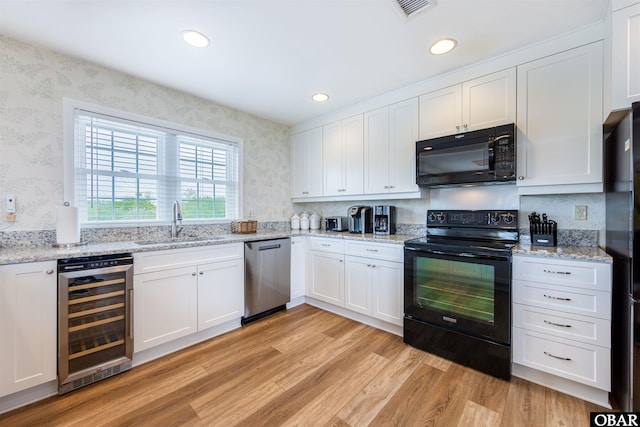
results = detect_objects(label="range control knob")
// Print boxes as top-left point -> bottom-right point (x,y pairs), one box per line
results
435,212 -> 446,223
503,213 -> 515,224
427,213 -> 437,223
490,213 -> 501,224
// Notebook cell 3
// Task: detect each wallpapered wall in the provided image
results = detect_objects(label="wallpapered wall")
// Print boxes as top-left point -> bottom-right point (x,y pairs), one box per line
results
0,35 -> 293,231
0,35 -> 605,237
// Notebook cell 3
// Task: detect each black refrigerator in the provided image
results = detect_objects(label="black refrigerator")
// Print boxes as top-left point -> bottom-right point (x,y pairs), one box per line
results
604,101 -> 640,411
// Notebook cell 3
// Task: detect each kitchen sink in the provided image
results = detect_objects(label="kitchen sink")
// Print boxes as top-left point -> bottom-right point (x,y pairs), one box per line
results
134,236 -> 225,245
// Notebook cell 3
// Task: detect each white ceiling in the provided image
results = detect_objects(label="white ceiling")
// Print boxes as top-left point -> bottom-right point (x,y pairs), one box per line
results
0,0 -> 608,127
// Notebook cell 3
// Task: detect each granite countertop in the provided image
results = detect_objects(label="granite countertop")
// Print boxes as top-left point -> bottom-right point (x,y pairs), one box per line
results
0,229 -> 612,266
513,243 -> 612,263
0,230 -> 416,266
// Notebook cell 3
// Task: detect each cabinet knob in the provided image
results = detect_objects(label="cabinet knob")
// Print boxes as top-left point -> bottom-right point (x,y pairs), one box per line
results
518,176 -> 525,180
463,124 -> 468,130
192,272 -> 197,276
199,271 -> 204,275
46,269 -> 54,275
456,125 -> 460,131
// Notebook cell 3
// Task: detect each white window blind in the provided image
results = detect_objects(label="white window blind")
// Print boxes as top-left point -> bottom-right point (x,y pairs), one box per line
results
72,108 -> 240,224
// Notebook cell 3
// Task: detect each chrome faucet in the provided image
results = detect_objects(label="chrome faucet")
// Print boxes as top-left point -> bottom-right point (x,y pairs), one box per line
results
171,200 -> 183,238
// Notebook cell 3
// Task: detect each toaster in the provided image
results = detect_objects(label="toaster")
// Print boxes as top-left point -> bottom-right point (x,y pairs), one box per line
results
324,216 -> 348,231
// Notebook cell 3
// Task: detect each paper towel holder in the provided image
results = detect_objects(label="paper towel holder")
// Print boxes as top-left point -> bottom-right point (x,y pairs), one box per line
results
53,202 -> 87,249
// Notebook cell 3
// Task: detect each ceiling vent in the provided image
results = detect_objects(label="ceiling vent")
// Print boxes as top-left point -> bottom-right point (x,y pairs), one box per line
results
393,0 -> 434,18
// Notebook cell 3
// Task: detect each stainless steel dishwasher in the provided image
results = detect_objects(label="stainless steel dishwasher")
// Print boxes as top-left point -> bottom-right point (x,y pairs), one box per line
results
242,238 -> 291,325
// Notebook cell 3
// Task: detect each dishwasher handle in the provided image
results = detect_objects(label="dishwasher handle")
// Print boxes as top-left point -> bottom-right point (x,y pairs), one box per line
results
259,244 -> 282,251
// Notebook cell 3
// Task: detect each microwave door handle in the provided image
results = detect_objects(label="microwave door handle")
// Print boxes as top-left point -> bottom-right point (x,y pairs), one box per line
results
488,140 -> 496,172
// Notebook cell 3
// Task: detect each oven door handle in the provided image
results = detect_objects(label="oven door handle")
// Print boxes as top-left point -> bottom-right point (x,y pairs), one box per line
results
407,247 -> 510,262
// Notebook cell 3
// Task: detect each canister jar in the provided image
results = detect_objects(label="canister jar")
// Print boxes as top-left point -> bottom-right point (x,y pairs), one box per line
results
291,213 -> 300,230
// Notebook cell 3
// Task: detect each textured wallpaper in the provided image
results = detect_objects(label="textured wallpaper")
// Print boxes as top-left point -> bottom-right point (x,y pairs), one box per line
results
0,35 -> 606,240
0,35 -> 293,231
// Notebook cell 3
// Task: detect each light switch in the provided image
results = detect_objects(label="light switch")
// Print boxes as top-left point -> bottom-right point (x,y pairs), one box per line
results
6,195 -> 15,213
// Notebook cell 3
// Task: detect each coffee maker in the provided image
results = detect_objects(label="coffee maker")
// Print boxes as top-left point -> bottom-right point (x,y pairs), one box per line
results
373,205 -> 396,235
347,206 -> 372,234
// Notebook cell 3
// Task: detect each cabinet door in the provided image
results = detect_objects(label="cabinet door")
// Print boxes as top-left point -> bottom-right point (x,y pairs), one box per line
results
516,43 -> 603,193
308,251 -> 344,306
419,84 -> 462,139
0,262 -> 57,397
322,120 -> 343,196
463,68 -> 516,131
344,256 -> 372,315
342,114 -> 364,195
612,2 -> 640,110
389,97 -> 419,193
134,266 -> 198,352
197,259 -> 244,331
364,106 -> 390,194
291,127 -> 323,198
371,260 -> 404,325
323,115 -> 364,196
290,236 -> 307,300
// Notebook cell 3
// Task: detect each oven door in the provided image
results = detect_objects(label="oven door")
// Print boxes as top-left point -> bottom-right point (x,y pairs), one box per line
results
404,246 -> 511,345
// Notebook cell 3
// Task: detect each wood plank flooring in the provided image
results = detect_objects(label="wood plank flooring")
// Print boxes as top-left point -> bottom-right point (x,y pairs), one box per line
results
0,304 -> 608,426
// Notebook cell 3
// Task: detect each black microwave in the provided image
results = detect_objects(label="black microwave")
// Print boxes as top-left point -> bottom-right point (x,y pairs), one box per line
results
416,123 -> 516,187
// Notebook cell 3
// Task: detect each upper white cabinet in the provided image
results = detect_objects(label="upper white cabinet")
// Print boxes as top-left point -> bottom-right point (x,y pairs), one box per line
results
291,126 -> 323,198
364,98 -> 420,194
611,1 -> 640,110
0,262 -> 57,397
323,114 -> 364,196
516,42 -> 603,195
419,68 -> 516,139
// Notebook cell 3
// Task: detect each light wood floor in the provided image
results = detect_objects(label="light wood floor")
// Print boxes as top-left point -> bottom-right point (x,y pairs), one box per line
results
1,304 -> 608,426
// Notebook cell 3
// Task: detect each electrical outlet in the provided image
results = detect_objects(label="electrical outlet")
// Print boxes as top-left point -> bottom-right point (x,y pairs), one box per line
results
574,205 -> 587,221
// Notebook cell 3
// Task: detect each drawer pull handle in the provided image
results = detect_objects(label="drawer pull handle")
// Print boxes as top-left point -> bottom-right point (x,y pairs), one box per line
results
321,244 -> 331,247
543,294 -> 571,301
544,351 -> 571,361
366,249 -> 379,252
543,269 -> 571,275
544,319 -> 572,328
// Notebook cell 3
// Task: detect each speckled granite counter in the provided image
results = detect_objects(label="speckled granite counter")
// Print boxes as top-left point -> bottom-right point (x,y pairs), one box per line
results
0,230 -> 417,266
512,244 -> 612,263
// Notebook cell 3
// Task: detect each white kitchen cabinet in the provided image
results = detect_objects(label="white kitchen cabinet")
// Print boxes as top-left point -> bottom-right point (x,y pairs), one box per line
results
344,255 -> 403,326
344,240 -> 404,325
611,1 -> 640,110
418,68 -> 516,139
291,126 -> 323,198
308,238 -> 345,306
134,244 -> 244,352
323,114 -> 364,196
364,98 -> 420,195
0,261 -> 57,397
290,236 -> 307,300
197,258 -> 244,331
516,42 -> 603,194
134,265 -> 199,352
512,254 -> 612,407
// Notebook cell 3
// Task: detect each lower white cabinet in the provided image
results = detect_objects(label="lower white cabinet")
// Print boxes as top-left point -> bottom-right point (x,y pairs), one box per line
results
306,237 -> 404,328
308,248 -> 345,306
0,261 -> 57,397
290,236 -> 307,300
345,255 -> 403,325
511,254 -> 612,406
134,244 -> 244,352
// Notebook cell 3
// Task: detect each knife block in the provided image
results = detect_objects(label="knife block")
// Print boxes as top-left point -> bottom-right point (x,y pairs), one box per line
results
530,222 -> 557,246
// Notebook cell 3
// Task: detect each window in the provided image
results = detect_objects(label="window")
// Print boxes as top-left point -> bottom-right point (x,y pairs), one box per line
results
65,100 -> 242,224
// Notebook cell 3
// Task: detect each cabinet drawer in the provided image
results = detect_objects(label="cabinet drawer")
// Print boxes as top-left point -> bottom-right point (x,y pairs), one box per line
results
309,238 -> 344,253
344,240 -> 403,262
134,243 -> 243,274
513,256 -> 611,291
513,303 -> 610,347
512,327 -> 610,390
513,279 -> 611,319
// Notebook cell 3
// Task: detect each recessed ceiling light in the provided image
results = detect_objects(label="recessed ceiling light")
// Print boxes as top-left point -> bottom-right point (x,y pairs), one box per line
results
182,30 -> 210,48
312,93 -> 329,102
430,38 -> 457,55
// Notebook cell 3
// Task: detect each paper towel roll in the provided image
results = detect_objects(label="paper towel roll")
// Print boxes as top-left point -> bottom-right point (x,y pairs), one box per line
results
56,205 -> 80,245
